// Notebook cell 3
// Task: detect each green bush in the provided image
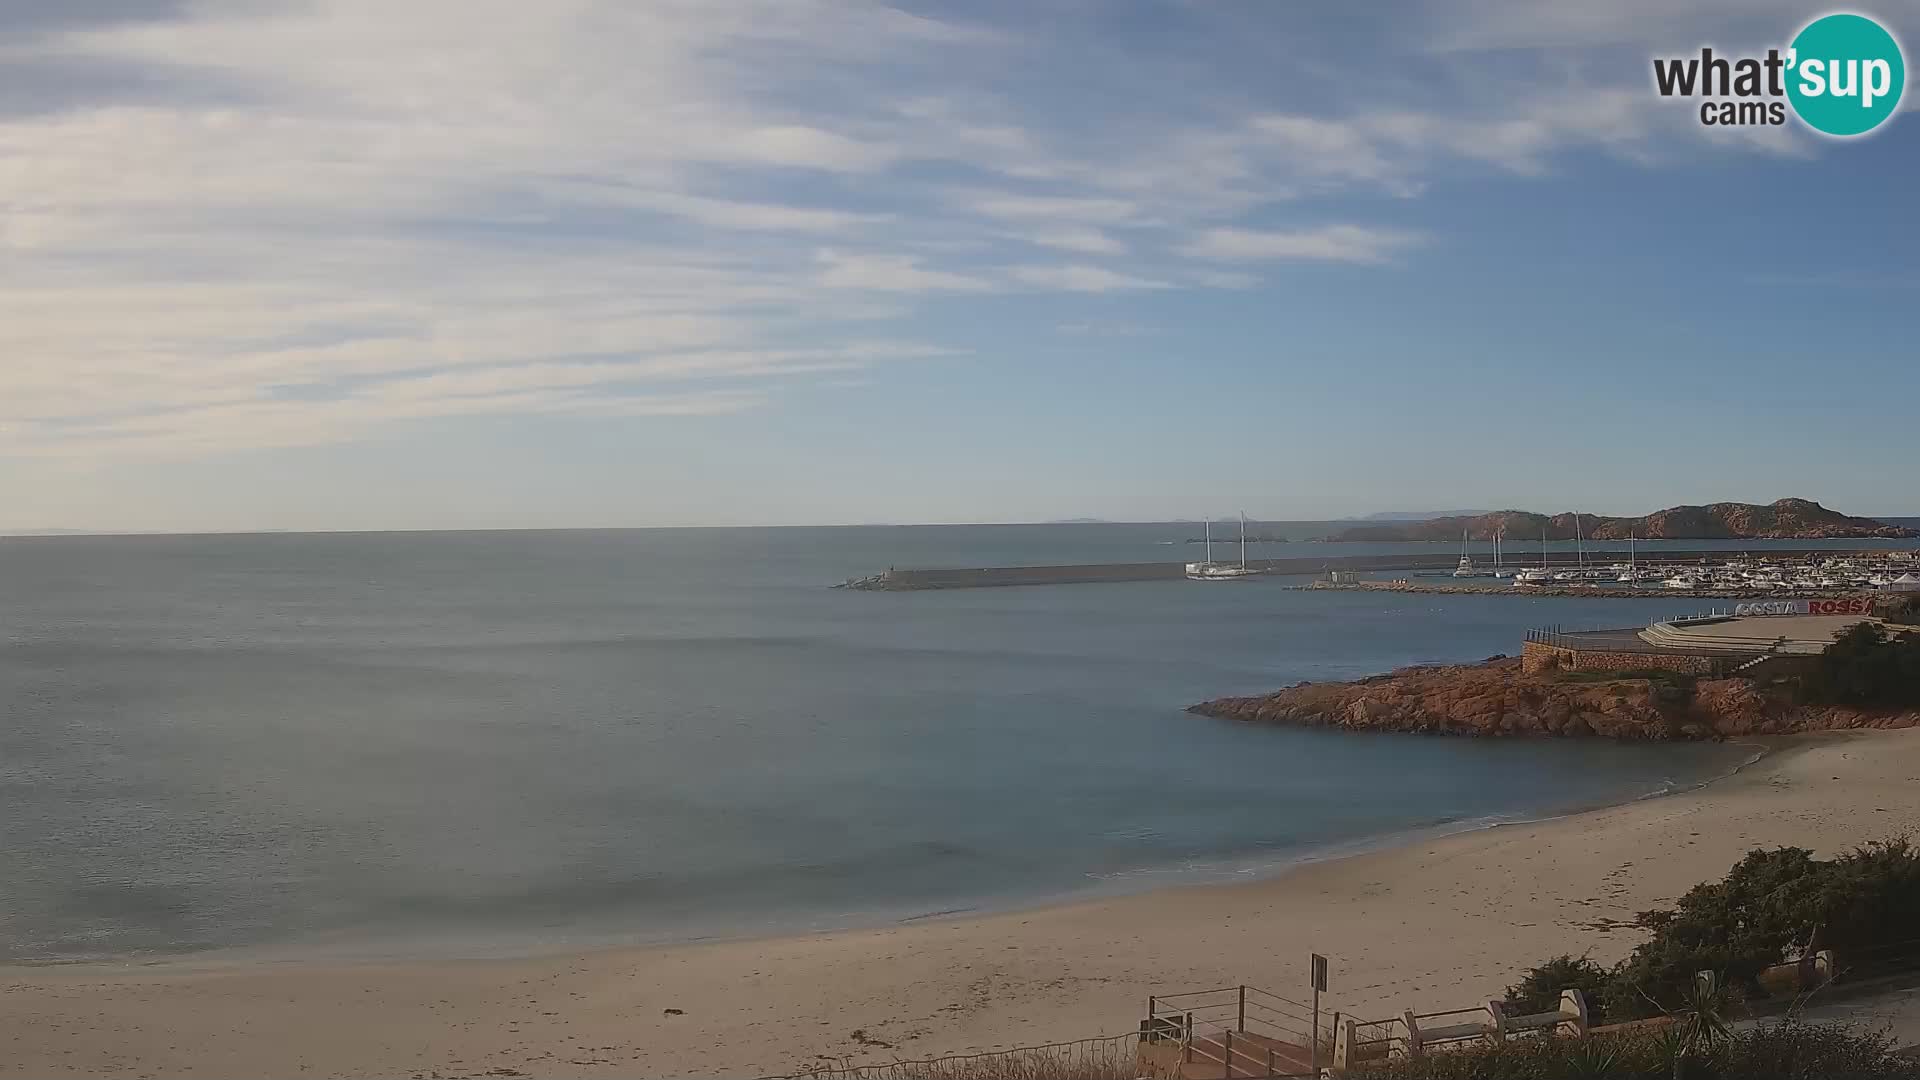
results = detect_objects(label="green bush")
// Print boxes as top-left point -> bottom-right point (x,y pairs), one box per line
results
1606,839 -> 1920,1018
1801,622 -> 1920,706
1499,840 -> 1920,1023
1349,1021 -> 1920,1079
1503,955 -> 1614,1025
1874,594 -> 1920,627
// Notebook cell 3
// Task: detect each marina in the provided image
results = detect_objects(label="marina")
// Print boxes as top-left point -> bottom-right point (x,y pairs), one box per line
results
838,547 -> 1920,594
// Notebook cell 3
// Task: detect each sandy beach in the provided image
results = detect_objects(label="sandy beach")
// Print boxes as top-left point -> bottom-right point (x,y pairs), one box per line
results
7,729 -> 1919,1079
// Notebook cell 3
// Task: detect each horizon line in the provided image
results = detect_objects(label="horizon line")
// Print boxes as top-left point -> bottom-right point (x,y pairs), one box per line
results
8,514 -> 1919,541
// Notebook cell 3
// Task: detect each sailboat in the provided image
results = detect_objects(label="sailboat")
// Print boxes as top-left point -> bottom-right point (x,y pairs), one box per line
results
1492,528 -> 1513,578
1555,512 -> 1592,581
1452,526 -> 1479,577
1187,513 -> 1259,580
1513,523 -> 1554,584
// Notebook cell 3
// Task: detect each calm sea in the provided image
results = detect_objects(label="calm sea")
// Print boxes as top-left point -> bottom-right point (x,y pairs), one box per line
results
8,524 -> 1906,965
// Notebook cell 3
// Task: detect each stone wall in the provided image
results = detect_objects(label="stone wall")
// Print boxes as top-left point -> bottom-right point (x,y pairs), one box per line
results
1521,640 -> 1723,676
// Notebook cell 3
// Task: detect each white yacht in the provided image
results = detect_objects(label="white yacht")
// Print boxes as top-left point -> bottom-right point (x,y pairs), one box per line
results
1512,525 -> 1553,585
1187,513 -> 1259,581
1452,527 -> 1478,577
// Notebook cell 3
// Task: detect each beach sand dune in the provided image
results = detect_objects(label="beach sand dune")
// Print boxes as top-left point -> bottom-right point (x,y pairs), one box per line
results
7,730 -> 1919,1078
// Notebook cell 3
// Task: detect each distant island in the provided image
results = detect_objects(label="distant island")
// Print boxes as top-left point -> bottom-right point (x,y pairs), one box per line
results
1319,498 -> 1917,542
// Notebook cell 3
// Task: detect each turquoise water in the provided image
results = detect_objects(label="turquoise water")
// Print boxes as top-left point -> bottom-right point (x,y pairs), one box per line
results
0,527 -> 1798,963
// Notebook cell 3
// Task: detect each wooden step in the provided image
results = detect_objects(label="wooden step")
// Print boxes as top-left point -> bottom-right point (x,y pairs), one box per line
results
1175,1030 -> 1315,1078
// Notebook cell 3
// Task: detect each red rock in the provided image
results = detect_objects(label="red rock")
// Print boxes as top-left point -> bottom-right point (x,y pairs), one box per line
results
1187,658 -> 1920,741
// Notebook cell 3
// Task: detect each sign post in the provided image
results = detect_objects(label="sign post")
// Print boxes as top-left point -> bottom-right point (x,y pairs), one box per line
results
1311,953 -> 1329,1069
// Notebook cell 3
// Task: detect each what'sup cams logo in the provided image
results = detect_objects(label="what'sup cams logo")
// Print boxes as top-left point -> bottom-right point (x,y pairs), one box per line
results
1653,12 -> 1906,136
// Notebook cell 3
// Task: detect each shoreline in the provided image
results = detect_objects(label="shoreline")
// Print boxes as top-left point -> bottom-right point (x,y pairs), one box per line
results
10,731 -> 1911,1078
5,741 -> 1764,978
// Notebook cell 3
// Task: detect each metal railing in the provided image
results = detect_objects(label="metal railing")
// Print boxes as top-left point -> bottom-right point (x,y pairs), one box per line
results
1144,985 -> 1329,1077
1150,985 -> 1322,1040
1333,1016 -> 1406,1068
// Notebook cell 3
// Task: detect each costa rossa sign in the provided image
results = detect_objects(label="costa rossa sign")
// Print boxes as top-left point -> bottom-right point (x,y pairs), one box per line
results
1734,598 -> 1874,616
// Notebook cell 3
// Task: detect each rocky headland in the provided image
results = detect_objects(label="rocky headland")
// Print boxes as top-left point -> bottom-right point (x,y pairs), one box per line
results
1190,658 -> 1920,740
1322,498 -> 1916,543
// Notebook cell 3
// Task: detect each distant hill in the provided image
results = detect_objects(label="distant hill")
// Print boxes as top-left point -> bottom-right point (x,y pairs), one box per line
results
1354,510 -> 1489,522
1321,499 -> 1918,542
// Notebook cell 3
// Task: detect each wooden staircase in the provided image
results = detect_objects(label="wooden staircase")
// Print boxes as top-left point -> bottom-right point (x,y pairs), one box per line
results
1138,985 -> 1327,1078
1177,1030 -> 1314,1078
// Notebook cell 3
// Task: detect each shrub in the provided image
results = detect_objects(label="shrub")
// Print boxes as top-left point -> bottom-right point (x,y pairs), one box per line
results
1546,839 -> 1920,1020
1348,1021 -> 1920,1079
1801,622 -> 1920,706
1504,955 -> 1613,1025
1874,594 -> 1920,627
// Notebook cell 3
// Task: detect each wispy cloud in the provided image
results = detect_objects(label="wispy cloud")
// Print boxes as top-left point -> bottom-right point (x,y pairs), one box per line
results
816,250 -> 996,293
1008,264 -> 1168,292
958,192 -> 1146,225
1180,225 -> 1426,265
0,0 -> 1847,462
1027,227 -> 1127,256
535,182 -> 891,232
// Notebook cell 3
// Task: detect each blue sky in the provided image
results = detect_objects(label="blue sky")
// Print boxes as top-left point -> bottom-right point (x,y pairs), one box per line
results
3,0 -> 1917,531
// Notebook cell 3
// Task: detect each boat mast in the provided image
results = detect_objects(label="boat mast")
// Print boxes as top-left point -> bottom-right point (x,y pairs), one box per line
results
1574,513 -> 1584,568
1239,511 -> 1248,570
1204,518 -> 1212,565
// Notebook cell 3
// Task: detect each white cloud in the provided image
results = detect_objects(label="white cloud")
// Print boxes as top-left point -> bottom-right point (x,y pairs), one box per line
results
536,183 -> 889,231
0,0 -> 1842,469
1057,321 -> 1154,337
1409,0 -> 1828,54
9,389 -> 767,461
1180,225 -> 1425,264
723,125 -> 899,172
1008,265 -> 1168,292
1186,269 -> 1262,290
1027,226 -> 1128,255
815,250 -> 997,293
1246,115 -> 1412,191
959,192 -> 1146,225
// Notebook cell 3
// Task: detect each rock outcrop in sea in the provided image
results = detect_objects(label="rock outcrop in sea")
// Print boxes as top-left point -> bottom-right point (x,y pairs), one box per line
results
1190,658 -> 1920,740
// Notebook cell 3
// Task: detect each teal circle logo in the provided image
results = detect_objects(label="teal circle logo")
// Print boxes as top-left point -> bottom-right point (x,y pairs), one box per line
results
1786,13 -> 1906,136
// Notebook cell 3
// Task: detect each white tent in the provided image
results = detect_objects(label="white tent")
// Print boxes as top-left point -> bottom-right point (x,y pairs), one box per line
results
1887,573 -> 1920,592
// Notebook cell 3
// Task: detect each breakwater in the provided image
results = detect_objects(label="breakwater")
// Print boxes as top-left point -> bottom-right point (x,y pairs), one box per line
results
834,548 -> 1858,591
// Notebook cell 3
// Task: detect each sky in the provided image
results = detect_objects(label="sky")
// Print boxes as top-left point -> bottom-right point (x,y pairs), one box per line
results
3,0 -> 1918,532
